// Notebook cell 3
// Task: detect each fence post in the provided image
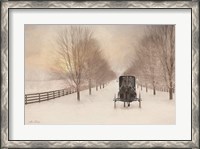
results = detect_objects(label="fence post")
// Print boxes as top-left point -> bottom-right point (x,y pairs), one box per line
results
39,93 -> 40,102
62,90 -> 64,96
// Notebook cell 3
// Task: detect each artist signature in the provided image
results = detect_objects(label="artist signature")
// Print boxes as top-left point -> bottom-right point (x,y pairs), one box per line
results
29,120 -> 40,124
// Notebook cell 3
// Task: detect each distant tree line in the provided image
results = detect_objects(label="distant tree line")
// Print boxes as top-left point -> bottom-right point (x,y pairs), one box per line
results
125,25 -> 175,100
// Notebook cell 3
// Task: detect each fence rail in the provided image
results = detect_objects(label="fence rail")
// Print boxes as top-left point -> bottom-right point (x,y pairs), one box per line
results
25,83 -> 107,105
137,84 -> 175,93
25,88 -> 76,105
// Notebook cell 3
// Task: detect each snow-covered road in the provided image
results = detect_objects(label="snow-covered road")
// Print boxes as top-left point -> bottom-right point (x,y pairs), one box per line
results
25,80 -> 176,125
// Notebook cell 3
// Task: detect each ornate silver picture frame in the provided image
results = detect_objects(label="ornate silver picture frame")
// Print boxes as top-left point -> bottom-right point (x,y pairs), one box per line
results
1,1 -> 199,148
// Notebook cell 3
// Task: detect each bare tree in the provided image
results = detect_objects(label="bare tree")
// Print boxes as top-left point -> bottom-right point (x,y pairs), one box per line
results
56,26 -> 93,101
83,39 -> 102,95
93,56 -> 116,91
98,62 -> 115,88
135,25 -> 175,99
151,26 -> 175,99
93,57 -> 107,91
125,27 -> 169,96
140,35 -> 161,95
126,36 -> 159,95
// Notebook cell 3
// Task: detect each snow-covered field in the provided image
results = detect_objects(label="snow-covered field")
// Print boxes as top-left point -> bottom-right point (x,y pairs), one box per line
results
25,80 -> 68,94
25,80 -> 176,125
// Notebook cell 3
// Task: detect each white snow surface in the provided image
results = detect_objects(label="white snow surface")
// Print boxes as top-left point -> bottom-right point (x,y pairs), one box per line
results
25,80 -> 176,125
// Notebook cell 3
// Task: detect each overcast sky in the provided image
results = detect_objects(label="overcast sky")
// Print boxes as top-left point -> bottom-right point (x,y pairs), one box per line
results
25,25 -> 146,80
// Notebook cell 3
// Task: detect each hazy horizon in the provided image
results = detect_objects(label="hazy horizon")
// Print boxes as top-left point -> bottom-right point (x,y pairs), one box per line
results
25,24 -> 154,80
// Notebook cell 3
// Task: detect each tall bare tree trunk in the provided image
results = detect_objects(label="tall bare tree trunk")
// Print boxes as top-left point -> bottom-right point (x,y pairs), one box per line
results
89,79 -> 92,95
145,83 -> 148,92
153,86 -> 156,95
153,81 -> 156,95
169,80 -> 173,100
96,82 -> 98,91
76,85 -> 80,101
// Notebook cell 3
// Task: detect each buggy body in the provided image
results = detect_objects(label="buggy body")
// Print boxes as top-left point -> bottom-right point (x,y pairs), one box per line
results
113,76 -> 141,108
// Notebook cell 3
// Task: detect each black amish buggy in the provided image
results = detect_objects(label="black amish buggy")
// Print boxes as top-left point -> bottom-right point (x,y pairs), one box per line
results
113,76 -> 141,108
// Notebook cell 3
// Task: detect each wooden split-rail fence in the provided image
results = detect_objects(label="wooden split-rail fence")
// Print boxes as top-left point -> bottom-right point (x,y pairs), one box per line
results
25,88 -> 76,105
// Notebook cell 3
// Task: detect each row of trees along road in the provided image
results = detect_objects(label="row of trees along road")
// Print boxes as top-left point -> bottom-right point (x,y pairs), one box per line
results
55,26 -> 116,101
125,25 -> 175,100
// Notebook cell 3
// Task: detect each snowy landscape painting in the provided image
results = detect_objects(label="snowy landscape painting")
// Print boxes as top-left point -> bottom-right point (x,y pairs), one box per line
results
25,25 -> 175,125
